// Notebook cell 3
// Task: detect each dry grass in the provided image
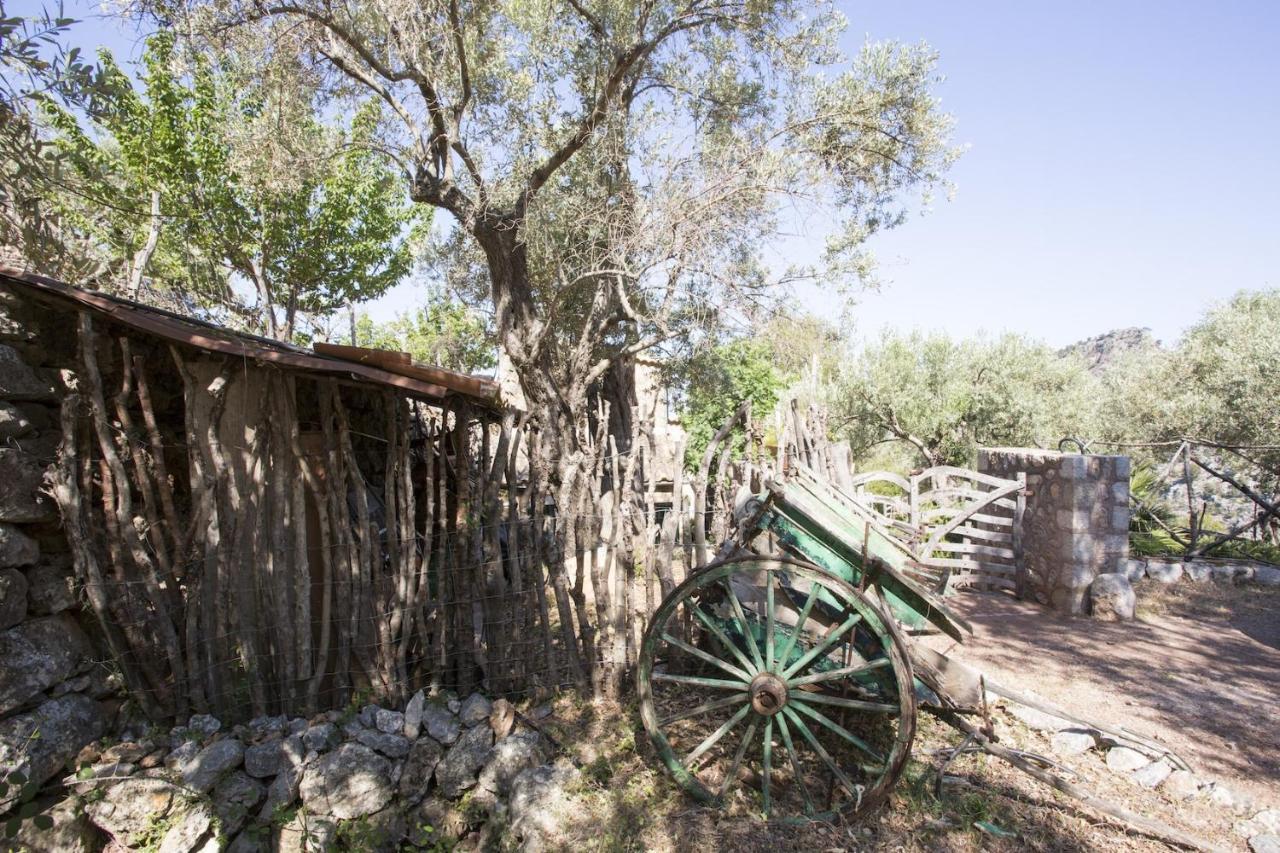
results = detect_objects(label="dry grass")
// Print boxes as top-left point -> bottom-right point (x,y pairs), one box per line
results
502,691 -> 1242,853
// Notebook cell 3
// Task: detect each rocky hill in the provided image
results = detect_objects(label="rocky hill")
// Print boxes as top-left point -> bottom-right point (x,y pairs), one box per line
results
1060,327 -> 1159,374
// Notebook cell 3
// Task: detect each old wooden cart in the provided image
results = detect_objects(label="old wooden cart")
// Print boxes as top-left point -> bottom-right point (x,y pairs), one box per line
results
637,464 -> 1212,849
637,463 -> 983,820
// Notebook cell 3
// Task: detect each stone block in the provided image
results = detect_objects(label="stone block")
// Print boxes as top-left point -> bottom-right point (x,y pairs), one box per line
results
1111,481 -> 1129,504
1114,456 -> 1132,478
0,523 -> 39,567
0,345 -> 58,401
0,448 -> 56,522
0,567 -> 27,630
0,614 -> 93,715
1090,573 -> 1135,621
1060,455 -> 1087,479
1111,507 -> 1131,531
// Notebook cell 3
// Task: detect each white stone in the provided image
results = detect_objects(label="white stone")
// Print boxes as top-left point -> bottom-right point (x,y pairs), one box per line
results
1131,759 -> 1173,788
1090,573 -> 1135,621
1160,769 -> 1200,800
1250,835 -> 1280,853
1145,561 -> 1183,583
1105,746 -> 1150,773
1051,730 -> 1096,756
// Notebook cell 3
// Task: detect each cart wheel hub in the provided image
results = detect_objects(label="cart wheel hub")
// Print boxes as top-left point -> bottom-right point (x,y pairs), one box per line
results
750,672 -> 788,716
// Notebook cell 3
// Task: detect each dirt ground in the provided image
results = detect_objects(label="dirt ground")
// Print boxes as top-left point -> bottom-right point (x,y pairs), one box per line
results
933,580 -> 1280,806
518,579 -> 1278,852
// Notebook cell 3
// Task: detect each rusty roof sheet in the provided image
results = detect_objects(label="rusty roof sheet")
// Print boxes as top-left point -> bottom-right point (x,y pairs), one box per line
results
0,268 -> 502,408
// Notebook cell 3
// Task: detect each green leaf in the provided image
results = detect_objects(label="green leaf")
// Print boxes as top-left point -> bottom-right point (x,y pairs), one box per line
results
32,814 -> 54,830
7,771 -> 26,785
3,817 -> 20,838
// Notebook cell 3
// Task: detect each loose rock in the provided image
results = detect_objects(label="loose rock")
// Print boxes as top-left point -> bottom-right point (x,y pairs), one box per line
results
1255,567 -> 1280,587
357,729 -> 410,759
276,811 -> 336,853
403,690 -> 426,740
375,708 -> 405,735
1089,573 -> 1135,621
0,447 -> 56,522
1160,769 -> 1201,800
508,762 -> 583,851
243,738 -> 284,778
423,702 -> 461,745
1131,758 -> 1173,788
181,737 -> 245,793
85,778 -> 189,847
299,742 -> 394,820
1105,746 -> 1150,773
1050,730 -> 1096,756
1145,560 -> 1183,583
304,722 -> 339,752
1007,700 -> 1072,732
460,693 -> 493,727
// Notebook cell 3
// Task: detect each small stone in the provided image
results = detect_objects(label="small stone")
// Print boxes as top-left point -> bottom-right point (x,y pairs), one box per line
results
435,722 -> 494,798
1089,573 -> 1135,621
0,447 -> 56,522
0,614 -> 94,715
359,705 -> 380,728
423,703 -> 461,745
1119,558 -> 1147,582
1238,810 -> 1280,838
460,693 -> 493,727
1132,759 -> 1173,788
243,738 -> 284,778
304,722 -> 339,752
0,401 -> 33,439
1160,769 -> 1201,800
0,694 -> 106,812
403,690 -> 426,740
1206,782 -> 1254,814
259,764 -> 302,821
181,737 -> 245,793
248,715 -> 287,738
23,559 -> 75,615
446,695 -> 461,714
1145,560 -> 1183,584
1255,567 -> 1280,587
1105,746 -> 1150,773
357,729 -> 410,759
1250,836 -> 1280,853
165,740 -> 201,772
375,708 -> 405,735
490,698 -> 516,741
1183,562 -> 1213,582
157,802 -> 218,853
288,717 -> 308,736
102,741 -> 152,764
1051,730 -> 1096,756
1007,701 -> 1072,732
507,762 -> 583,848
187,713 -> 222,737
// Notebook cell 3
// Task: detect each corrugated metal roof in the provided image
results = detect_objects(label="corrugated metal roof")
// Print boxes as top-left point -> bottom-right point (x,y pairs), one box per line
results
0,267 -> 502,408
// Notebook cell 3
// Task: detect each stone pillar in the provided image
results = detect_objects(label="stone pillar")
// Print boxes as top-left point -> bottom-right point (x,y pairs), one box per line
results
977,447 -> 1130,615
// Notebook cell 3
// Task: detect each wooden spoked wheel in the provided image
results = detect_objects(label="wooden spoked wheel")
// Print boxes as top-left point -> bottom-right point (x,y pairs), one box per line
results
637,555 -> 916,821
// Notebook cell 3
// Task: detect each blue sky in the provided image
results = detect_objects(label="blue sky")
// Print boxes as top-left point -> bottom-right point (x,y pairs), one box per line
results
41,0 -> 1280,347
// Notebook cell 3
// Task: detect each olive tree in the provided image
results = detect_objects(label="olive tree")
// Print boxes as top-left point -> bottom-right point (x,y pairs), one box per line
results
147,0 -> 959,504
831,330 -> 1098,468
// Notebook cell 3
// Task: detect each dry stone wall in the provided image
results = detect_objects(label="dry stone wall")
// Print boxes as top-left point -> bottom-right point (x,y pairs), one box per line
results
978,447 -> 1131,615
0,284 -> 113,819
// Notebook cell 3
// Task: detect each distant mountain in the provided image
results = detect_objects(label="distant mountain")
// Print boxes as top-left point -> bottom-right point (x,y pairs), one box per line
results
1059,327 -> 1159,374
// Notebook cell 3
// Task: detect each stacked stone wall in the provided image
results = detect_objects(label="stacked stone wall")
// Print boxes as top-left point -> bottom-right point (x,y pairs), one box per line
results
0,284 -> 112,816
979,447 -> 1130,615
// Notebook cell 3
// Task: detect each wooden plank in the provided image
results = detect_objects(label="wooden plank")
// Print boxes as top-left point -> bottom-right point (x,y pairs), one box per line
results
312,341 -> 411,366
949,575 -> 1017,591
918,465 -> 1024,490
913,558 -> 1016,574
926,541 -> 1017,560
920,508 -> 1012,527
950,525 -> 1013,544
917,487 -> 1018,510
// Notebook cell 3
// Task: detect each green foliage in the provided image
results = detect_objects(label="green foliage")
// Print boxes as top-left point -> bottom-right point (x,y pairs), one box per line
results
680,338 -> 786,467
354,299 -> 495,373
41,32 -> 427,338
831,330 -> 1097,469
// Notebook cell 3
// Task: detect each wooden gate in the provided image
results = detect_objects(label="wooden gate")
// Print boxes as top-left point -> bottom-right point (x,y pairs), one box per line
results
846,466 -> 1026,593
